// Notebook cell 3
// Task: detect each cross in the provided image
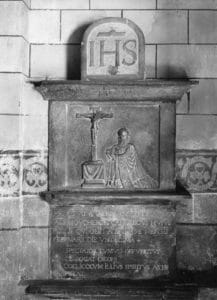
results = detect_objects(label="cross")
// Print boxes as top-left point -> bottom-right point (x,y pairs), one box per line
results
76,107 -> 113,161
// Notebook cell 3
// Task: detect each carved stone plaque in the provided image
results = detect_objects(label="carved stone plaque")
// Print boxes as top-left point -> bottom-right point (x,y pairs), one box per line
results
50,204 -> 176,280
81,18 -> 145,81
49,102 -> 162,190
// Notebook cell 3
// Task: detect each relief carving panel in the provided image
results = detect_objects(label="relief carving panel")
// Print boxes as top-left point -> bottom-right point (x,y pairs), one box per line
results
49,102 -> 159,190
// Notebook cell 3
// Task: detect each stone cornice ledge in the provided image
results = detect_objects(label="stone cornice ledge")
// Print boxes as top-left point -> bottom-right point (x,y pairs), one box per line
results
40,189 -> 191,206
34,79 -> 199,102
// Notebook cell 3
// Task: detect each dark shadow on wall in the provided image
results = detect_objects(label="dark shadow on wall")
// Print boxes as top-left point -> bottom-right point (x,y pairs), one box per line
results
66,23 -> 92,80
157,65 -> 189,79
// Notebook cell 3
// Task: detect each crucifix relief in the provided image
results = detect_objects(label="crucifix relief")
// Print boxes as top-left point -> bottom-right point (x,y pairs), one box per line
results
76,107 -> 113,188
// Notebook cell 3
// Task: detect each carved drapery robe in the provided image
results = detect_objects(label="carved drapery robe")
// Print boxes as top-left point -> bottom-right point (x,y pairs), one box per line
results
106,143 -> 156,189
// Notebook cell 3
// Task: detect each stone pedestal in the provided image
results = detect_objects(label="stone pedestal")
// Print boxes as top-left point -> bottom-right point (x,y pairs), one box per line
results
82,160 -> 105,188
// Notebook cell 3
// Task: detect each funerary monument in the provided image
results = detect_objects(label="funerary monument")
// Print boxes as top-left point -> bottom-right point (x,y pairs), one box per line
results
22,18 -> 199,299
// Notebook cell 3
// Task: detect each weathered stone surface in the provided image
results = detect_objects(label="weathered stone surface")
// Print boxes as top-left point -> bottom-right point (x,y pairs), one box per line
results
21,81 -> 48,116
160,103 -> 176,190
0,116 -> 20,150
0,2 -> 26,36
61,10 -> 121,44
124,10 -> 187,44
0,280 -> 25,300
22,115 -> 48,150
81,18 -> 145,81
199,288 -> 217,300
176,150 -> 217,192
50,204 -> 176,280
176,197 -> 193,223
158,0 -> 217,9
190,11 -> 217,44
177,93 -> 188,114
157,45 -> 217,78
177,115 -> 217,150
194,193 -> 217,224
21,228 -> 49,279
0,231 -> 20,281
177,225 -> 217,271
0,37 -> 28,75
0,73 -> 22,114
190,79 -> 217,114
31,45 -> 80,79
0,198 -> 20,229
91,0 -> 156,9
29,10 -> 60,43
23,196 -> 49,227
146,45 -> 156,78
31,0 -> 89,9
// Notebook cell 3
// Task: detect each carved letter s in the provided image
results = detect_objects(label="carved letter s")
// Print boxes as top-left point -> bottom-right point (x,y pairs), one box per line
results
122,40 -> 137,66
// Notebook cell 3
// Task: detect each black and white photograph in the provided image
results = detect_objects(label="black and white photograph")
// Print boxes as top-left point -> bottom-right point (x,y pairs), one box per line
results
0,0 -> 217,299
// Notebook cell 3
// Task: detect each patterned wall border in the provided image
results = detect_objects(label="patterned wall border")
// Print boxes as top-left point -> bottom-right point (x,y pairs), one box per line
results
176,150 -> 217,192
0,149 -> 217,196
0,150 -> 47,197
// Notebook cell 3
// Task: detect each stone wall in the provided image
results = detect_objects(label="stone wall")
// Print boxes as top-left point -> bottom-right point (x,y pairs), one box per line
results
0,0 -> 217,299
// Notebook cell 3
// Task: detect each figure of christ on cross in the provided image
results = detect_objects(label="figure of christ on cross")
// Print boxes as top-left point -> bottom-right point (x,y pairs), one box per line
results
76,107 -> 113,162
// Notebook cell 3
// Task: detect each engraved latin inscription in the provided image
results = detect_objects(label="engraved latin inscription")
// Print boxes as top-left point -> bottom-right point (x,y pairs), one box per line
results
51,206 -> 175,280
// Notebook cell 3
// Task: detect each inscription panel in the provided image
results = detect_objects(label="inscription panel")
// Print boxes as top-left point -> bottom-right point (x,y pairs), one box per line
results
51,205 -> 176,280
81,18 -> 145,80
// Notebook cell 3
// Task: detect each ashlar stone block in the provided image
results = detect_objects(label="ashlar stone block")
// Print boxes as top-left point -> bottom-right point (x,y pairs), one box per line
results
22,196 -> 49,227
91,0 -> 156,9
190,79 -> 217,114
31,45 -> 80,80
0,74 -> 22,114
21,115 -> 48,150
31,0 -> 89,9
158,0 -> 217,9
0,1 -> 27,37
194,193 -> 217,224
0,37 -> 29,75
20,228 -> 49,279
124,10 -> 187,44
29,10 -> 60,43
158,45 -> 217,78
177,225 -> 217,271
176,115 -> 217,150
190,11 -> 217,44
